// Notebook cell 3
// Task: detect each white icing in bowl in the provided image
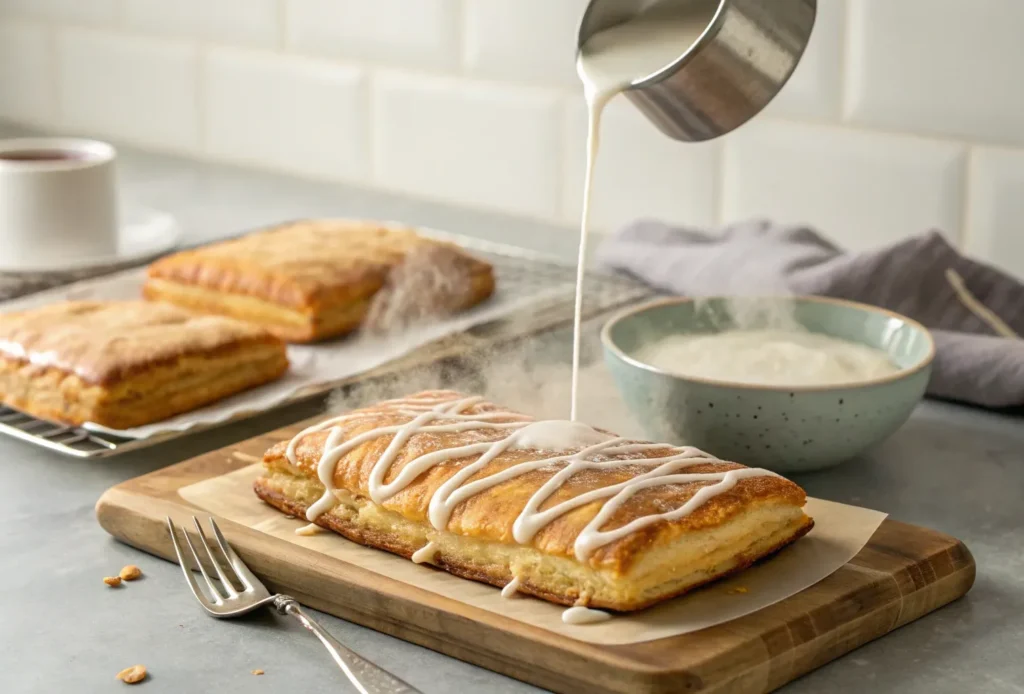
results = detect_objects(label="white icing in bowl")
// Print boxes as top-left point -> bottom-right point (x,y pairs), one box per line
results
634,329 -> 899,388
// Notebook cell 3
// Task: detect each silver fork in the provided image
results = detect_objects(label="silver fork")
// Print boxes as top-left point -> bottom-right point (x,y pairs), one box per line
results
167,516 -> 422,694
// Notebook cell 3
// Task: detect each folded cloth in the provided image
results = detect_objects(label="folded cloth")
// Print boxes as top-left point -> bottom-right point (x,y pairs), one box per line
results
596,219 -> 1024,408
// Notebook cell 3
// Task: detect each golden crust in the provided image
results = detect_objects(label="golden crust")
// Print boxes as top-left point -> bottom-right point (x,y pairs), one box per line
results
143,220 -> 496,342
0,300 -> 289,428
255,390 -> 814,611
254,473 -> 812,611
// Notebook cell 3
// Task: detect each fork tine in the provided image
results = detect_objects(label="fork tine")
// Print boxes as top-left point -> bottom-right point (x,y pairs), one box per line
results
208,517 -> 263,592
180,521 -> 225,604
166,517 -> 218,609
191,517 -> 238,597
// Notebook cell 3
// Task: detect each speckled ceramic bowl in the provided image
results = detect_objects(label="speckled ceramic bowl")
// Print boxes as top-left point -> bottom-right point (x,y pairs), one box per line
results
601,296 -> 935,472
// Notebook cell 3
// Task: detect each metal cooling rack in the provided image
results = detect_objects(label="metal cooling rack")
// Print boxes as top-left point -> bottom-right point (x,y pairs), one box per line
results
0,229 -> 652,458
0,407 -> 146,456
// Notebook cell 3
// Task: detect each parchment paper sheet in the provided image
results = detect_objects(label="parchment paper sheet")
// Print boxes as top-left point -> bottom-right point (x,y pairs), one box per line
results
180,464 -> 887,645
0,267 -> 568,438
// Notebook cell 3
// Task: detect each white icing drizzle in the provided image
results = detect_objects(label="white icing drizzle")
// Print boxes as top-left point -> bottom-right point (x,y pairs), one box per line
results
411,541 -> 438,565
511,420 -> 614,451
294,522 -> 325,536
562,606 -> 611,625
287,394 -> 777,566
501,576 -> 521,599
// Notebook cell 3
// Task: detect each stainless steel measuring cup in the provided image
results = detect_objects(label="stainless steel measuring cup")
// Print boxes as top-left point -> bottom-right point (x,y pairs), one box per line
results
577,0 -> 817,142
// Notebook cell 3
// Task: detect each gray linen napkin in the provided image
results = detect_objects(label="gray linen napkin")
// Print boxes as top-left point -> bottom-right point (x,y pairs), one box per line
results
596,219 -> 1024,408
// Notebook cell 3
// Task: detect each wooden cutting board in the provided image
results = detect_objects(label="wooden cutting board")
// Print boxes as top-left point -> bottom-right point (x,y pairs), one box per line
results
96,418 -> 976,694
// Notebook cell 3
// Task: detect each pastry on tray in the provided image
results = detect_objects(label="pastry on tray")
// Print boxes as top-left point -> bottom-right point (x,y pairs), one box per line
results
143,220 -> 497,343
0,301 -> 288,429
254,390 -> 813,612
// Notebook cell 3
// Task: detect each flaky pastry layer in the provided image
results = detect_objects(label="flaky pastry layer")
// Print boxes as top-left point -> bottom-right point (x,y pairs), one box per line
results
256,469 -> 810,611
255,391 -> 814,612
144,220 -> 496,342
142,279 -> 372,344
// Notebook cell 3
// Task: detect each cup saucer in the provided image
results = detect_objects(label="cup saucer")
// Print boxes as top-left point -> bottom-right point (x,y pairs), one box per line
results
0,206 -> 181,274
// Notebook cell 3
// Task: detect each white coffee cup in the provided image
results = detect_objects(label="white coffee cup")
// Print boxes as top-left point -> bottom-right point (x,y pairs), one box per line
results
0,137 -> 119,271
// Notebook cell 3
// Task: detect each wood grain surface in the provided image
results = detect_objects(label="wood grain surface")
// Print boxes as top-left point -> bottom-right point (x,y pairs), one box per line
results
96,417 -> 976,694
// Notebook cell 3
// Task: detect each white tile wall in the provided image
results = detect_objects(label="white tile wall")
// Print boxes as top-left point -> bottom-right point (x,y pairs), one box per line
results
723,121 -> 966,250
1,1 -> 1024,276
846,0 -> 1024,146
0,20 -> 54,125
123,0 -> 280,48
286,0 -> 459,70
373,72 -> 562,218
57,29 -> 200,151
967,148 -> 1024,279
464,0 -> 589,86
0,0 -> 118,25
205,50 -> 367,181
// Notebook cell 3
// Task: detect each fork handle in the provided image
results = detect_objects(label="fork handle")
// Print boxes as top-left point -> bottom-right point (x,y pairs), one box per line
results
276,597 -> 423,694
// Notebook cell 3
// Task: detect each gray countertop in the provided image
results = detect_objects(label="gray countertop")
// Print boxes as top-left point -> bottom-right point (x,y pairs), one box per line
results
2,125 -> 1023,694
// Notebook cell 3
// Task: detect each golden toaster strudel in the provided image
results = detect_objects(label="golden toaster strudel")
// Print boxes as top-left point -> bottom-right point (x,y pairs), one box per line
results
143,220 -> 497,343
254,391 -> 814,611
0,301 -> 289,429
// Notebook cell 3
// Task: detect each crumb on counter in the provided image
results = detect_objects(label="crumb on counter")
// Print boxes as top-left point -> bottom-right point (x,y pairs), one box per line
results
252,669 -> 265,676
115,665 -> 147,684
120,565 -> 143,581
728,586 -> 749,594
232,451 -> 262,463
103,576 -> 122,587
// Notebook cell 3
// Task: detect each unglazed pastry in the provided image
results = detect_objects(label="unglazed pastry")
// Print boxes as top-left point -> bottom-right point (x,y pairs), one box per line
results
0,301 -> 288,428
143,220 -> 496,343
254,391 -> 813,612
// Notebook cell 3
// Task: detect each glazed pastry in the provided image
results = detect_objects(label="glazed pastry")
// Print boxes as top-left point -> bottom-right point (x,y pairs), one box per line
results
254,391 -> 813,612
143,220 -> 496,343
0,301 -> 288,429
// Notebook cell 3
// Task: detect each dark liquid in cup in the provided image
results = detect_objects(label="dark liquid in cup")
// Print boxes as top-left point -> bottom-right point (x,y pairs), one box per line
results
0,149 -> 91,162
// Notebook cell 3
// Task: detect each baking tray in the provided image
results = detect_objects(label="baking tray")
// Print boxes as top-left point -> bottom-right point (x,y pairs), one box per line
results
0,229 -> 652,458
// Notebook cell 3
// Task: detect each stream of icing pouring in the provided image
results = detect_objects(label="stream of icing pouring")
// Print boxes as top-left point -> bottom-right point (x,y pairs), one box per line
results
570,0 -> 719,421
286,393 -> 776,624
